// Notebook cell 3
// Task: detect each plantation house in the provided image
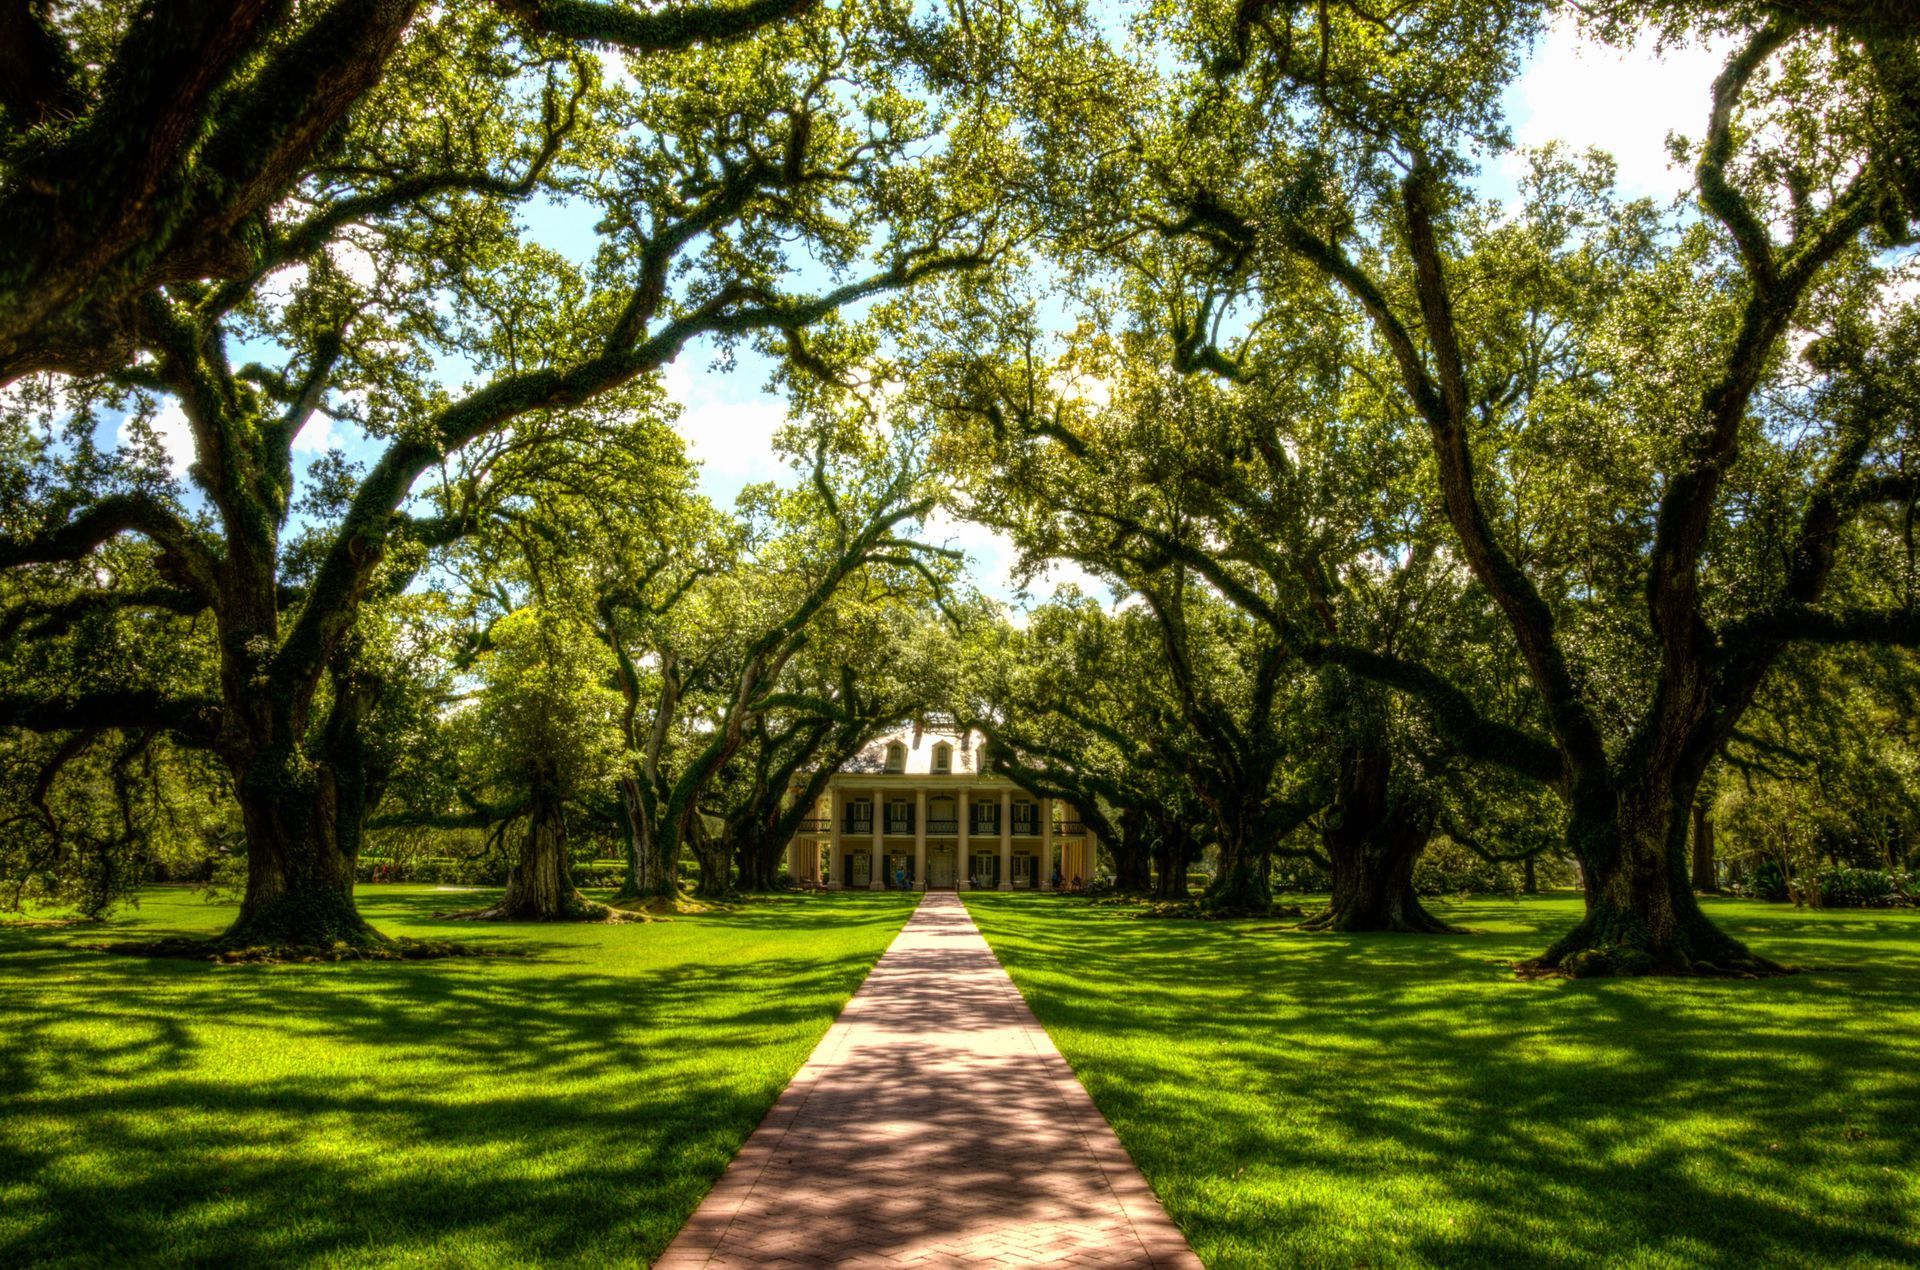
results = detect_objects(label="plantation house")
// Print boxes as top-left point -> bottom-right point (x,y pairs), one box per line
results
786,728 -> 1099,890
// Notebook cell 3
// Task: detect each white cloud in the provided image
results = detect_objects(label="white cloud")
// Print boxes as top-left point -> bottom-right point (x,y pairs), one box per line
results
1504,18 -> 1734,203
594,48 -> 639,92
327,240 -> 379,288
924,508 -> 1015,589
257,262 -> 310,316
118,401 -> 195,477
290,408 -> 334,454
923,508 -> 1120,611
662,356 -> 793,500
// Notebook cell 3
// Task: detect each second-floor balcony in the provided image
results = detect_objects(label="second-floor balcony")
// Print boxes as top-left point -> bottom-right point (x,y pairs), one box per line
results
925,818 -> 959,834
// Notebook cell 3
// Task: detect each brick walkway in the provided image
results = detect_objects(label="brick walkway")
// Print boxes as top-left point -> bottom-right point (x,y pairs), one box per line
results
658,891 -> 1200,1268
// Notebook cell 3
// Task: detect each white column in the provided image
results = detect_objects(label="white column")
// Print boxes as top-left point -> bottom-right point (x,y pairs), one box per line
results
914,788 -> 928,891
1042,796 -> 1055,890
1082,806 -> 1098,887
827,786 -> 842,889
870,787 -> 885,890
998,788 -> 1012,890
957,789 -> 970,890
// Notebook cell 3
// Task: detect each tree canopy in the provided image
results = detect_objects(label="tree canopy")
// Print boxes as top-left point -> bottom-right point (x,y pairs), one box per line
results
1,0 -> 1915,974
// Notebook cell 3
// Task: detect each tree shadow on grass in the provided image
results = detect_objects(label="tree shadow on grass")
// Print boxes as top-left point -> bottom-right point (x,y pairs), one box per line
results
965,894 -> 1920,1268
0,896 -> 907,1269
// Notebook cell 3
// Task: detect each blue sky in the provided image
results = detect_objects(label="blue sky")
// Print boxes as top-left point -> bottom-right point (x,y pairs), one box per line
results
99,15 -> 1732,610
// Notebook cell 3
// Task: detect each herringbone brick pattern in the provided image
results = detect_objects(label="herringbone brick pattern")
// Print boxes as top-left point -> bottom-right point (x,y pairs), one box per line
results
658,892 -> 1199,1268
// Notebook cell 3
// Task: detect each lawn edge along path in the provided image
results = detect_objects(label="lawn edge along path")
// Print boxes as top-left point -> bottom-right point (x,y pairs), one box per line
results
659,891 -> 1201,1267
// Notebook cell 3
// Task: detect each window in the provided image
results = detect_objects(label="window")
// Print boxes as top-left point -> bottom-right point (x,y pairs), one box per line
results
884,742 -> 907,773
927,798 -> 958,834
1013,800 -> 1038,834
931,743 -> 952,774
971,801 -> 999,835
885,799 -> 913,834
844,798 -> 872,833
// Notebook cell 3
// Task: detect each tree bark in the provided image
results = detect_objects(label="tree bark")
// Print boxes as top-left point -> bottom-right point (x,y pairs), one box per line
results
689,811 -> 734,899
1691,799 -> 1718,893
1524,780 -> 1780,976
222,746 -> 386,949
1112,808 -> 1153,892
1152,818 -> 1195,900
1300,744 -> 1459,934
734,833 -> 785,890
1523,854 -> 1538,895
1203,828 -> 1270,913
467,783 -> 612,921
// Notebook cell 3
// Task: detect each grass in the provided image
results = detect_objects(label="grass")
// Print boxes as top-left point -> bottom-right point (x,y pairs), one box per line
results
0,885 -> 917,1268
962,892 -> 1920,1269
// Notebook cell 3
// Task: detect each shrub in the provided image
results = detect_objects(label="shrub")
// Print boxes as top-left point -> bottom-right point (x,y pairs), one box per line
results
1267,854 -> 1331,894
356,855 -> 505,886
1730,858 -> 1790,902
1814,867 -> 1913,909
1415,837 -> 1520,896
571,863 -> 625,889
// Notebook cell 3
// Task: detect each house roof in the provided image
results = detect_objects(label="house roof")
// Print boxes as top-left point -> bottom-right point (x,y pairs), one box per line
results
839,726 -> 986,776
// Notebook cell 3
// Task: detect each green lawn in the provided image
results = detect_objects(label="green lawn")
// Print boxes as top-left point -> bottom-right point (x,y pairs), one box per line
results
963,892 -> 1920,1269
0,885 -> 917,1268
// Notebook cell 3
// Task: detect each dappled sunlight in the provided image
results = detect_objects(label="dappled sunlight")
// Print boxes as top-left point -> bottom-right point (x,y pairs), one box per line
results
965,893 -> 1920,1268
0,886 -> 914,1267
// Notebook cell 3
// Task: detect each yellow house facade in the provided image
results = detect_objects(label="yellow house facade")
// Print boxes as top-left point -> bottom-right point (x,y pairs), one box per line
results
785,728 -> 1099,891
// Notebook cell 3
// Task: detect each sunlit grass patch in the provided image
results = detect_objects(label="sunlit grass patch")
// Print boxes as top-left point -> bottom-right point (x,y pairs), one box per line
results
965,892 -> 1920,1269
1,885 -> 915,1267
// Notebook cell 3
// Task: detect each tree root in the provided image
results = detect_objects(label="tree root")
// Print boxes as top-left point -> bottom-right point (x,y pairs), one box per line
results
1513,941 -> 1794,980
1296,904 -> 1467,935
1136,899 -> 1306,921
91,936 -> 519,964
439,895 -> 644,923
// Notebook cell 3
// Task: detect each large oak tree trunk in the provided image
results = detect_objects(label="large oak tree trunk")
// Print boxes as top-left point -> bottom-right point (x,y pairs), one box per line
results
1152,820 -> 1193,900
1301,744 -> 1459,934
614,775 -> 653,900
1203,825 -> 1270,914
689,811 -> 734,899
1112,808 -> 1153,893
222,749 -> 385,950
734,835 -> 784,890
1524,781 -> 1780,977
613,776 -> 681,902
468,783 -> 612,921
1301,808 -> 1458,934
1691,799 -> 1718,893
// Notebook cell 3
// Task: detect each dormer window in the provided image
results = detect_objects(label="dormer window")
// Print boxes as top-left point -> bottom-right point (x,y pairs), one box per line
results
884,742 -> 907,773
932,743 -> 952,774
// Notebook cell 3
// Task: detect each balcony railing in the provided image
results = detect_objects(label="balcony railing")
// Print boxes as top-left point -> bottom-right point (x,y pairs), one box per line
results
925,818 -> 959,834
1057,821 -> 1087,837
844,818 -> 873,835
795,818 -> 829,833
970,817 -> 1000,835
884,818 -> 914,835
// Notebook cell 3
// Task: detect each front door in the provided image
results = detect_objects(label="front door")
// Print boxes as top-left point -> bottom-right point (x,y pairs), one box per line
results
928,847 -> 956,889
